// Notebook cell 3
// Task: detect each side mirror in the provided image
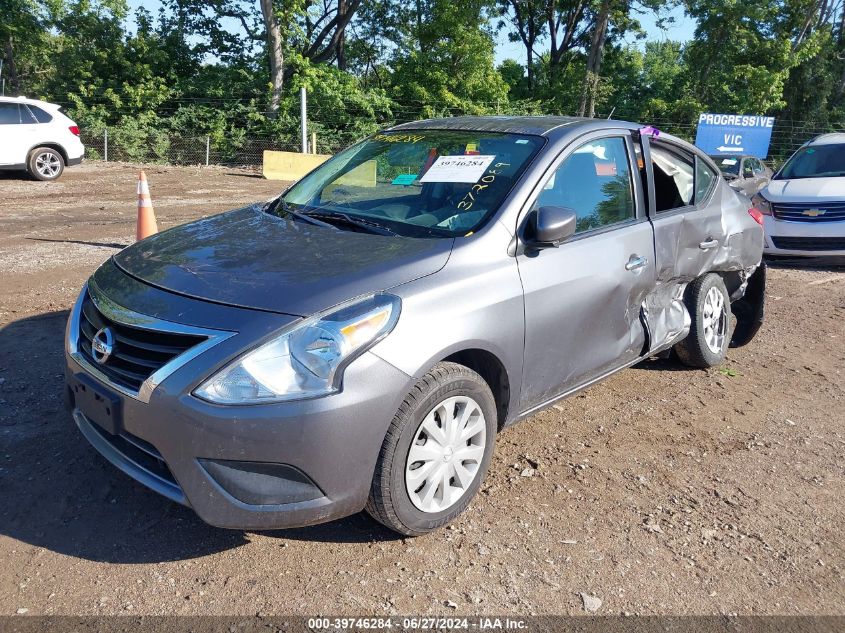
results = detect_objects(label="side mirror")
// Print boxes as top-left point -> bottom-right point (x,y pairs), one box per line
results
743,168 -> 754,178
528,206 -> 578,248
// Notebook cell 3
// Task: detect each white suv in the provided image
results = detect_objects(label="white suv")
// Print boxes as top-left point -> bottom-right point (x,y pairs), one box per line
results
0,96 -> 85,181
753,133 -> 845,256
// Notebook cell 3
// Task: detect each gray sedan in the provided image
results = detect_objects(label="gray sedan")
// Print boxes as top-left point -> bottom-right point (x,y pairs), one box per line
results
65,117 -> 765,535
710,154 -> 773,196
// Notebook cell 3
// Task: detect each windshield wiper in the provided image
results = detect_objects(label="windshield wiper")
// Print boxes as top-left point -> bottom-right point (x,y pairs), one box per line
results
265,199 -> 336,230
302,210 -> 398,236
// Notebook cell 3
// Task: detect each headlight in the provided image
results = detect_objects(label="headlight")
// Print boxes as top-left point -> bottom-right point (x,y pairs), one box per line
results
750,192 -> 772,215
195,294 -> 400,405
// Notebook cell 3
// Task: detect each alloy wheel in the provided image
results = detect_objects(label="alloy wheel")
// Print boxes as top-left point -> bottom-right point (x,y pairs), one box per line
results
35,152 -> 61,178
702,286 -> 727,354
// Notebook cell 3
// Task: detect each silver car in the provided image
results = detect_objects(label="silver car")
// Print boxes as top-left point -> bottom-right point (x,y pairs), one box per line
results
709,154 -> 772,196
65,117 -> 765,535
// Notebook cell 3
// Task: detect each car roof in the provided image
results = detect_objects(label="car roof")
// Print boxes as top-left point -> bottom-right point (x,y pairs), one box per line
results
386,115 -> 643,138
0,95 -> 61,110
807,132 -> 845,146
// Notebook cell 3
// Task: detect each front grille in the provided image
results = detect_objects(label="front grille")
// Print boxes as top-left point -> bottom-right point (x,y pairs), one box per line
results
772,201 -> 845,223
771,236 -> 845,251
77,291 -> 207,392
88,422 -> 179,487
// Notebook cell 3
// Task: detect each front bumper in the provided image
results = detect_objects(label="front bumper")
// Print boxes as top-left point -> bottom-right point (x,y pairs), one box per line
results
64,265 -> 413,530
66,350 -> 411,530
763,216 -> 845,256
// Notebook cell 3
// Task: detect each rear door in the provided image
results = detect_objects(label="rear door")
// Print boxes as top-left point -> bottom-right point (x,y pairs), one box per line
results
638,137 -> 725,351
643,138 -> 725,278
516,131 -> 656,411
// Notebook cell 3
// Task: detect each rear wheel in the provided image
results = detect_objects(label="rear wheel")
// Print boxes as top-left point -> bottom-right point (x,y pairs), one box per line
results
366,362 -> 497,536
28,147 -> 64,181
675,273 -> 732,368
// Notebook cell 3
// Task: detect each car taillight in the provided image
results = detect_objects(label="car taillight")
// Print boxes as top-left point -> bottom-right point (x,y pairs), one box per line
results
69,125 -> 80,136
748,208 -> 765,226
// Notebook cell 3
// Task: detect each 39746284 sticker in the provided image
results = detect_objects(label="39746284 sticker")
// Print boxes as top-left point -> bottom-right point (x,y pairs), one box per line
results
419,155 -> 496,183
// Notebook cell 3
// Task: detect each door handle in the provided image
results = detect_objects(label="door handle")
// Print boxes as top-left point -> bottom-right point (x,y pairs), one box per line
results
625,255 -> 647,271
699,239 -> 719,250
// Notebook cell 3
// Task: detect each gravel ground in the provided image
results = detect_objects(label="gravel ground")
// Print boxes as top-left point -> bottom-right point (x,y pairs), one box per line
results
0,162 -> 843,617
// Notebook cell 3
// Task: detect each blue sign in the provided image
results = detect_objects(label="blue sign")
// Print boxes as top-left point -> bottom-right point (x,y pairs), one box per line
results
694,113 -> 775,159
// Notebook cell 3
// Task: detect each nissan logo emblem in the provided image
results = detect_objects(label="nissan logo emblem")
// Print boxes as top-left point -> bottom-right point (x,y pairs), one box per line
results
91,327 -> 115,365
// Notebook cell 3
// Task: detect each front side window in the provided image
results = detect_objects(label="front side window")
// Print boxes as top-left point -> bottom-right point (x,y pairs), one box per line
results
533,136 -> 635,233
651,144 -> 694,212
694,157 -> 717,203
0,103 -> 20,125
777,143 -> 845,179
280,130 -> 545,238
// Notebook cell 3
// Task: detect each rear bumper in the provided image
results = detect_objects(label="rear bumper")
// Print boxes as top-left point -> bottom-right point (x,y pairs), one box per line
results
763,216 -> 845,256
67,155 -> 83,167
66,349 -> 413,530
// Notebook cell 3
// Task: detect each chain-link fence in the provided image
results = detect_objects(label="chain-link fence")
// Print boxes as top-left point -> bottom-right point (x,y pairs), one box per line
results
79,117 -> 843,168
82,133 -> 315,166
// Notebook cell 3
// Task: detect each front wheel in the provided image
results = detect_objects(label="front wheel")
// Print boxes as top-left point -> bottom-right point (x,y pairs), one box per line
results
28,147 -> 65,181
675,273 -> 733,368
366,362 -> 497,536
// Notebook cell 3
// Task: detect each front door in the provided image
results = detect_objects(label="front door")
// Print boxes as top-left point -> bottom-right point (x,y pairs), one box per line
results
516,133 -> 656,411
0,103 -> 27,165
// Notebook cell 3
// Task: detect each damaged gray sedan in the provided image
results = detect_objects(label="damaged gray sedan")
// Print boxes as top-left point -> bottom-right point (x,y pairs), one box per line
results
65,117 -> 765,536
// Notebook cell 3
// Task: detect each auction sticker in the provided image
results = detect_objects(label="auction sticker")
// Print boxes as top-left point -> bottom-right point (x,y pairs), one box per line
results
419,155 -> 496,183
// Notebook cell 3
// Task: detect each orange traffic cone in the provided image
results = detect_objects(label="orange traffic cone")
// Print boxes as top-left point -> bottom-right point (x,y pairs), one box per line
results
136,170 -> 158,241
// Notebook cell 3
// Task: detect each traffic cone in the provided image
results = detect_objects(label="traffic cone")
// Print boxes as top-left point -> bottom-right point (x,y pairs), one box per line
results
136,170 -> 158,241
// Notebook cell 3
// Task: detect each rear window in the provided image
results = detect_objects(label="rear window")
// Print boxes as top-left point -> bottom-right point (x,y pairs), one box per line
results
0,103 -> 21,125
712,156 -> 740,176
26,105 -> 53,123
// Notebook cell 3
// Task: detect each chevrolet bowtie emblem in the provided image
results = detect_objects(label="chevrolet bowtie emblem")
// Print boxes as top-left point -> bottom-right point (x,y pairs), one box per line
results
802,208 -> 826,217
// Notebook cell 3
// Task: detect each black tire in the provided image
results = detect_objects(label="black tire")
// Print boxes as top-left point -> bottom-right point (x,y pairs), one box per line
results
675,273 -> 733,368
27,147 -> 65,181
366,362 -> 497,536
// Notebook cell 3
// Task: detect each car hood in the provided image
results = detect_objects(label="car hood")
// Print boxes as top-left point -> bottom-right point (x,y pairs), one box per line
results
763,177 -> 845,202
113,205 -> 454,316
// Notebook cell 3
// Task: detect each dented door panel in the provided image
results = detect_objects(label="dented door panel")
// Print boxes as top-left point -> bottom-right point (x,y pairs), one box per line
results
639,139 -> 764,354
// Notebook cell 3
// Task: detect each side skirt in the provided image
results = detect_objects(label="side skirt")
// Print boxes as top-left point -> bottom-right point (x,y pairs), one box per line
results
508,354 -> 649,426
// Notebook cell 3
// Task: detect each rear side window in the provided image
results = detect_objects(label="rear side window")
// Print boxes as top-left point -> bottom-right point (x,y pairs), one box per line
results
0,103 -> 20,125
651,144 -> 694,212
694,157 -> 718,203
26,105 -> 53,123
534,136 -> 636,234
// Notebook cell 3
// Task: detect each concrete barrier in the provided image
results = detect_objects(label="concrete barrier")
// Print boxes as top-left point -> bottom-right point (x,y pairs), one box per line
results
263,151 -> 378,188
263,150 -> 331,181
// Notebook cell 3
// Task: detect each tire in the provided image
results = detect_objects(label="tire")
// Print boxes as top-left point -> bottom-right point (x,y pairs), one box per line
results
366,362 -> 497,536
675,273 -> 733,368
28,147 -> 65,181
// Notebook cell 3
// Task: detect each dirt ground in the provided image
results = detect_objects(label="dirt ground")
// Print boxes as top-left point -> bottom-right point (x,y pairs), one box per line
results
0,161 -> 843,617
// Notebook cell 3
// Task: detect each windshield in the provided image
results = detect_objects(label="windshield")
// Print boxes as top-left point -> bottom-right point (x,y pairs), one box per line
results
776,144 -> 845,180
277,130 -> 545,238
711,156 -> 741,176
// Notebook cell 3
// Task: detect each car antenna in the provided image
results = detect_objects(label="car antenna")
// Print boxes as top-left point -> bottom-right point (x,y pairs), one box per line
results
607,107 -> 616,119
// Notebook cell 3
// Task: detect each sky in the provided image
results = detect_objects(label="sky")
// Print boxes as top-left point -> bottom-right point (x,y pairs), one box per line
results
126,0 -> 698,67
